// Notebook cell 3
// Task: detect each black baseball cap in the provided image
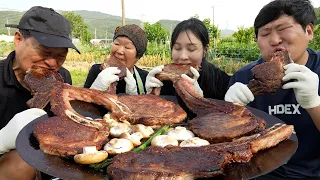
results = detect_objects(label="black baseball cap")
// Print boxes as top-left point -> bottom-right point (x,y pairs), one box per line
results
5,6 -> 80,54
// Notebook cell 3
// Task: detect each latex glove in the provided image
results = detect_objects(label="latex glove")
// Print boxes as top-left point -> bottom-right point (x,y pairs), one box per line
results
224,82 -> 254,105
124,68 -> 138,95
181,67 -> 203,97
0,108 -> 47,154
145,65 -> 165,94
90,67 -> 121,91
282,63 -> 320,109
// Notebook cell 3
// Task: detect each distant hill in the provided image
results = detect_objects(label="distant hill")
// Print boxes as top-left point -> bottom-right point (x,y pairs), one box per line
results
5,7 -> 320,39
72,10 -> 142,39
0,10 -> 24,35
157,19 -> 181,34
0,10 -> 181,39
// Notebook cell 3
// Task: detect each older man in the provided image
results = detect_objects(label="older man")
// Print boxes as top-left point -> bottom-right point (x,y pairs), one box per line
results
0,6 -> 80,179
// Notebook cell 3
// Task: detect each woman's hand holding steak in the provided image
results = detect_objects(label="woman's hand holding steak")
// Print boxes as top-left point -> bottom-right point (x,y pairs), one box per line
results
181,67 -> 203,97
145,65 -> 165,94
90,67 -> 121,91
124,68 -> 138,95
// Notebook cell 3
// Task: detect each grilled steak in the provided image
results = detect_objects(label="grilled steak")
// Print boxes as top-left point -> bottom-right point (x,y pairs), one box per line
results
100,55 -> 127,94
107,124 -> 294,180
189,110 -> 265,144
25,66 -> 186,126
155,63 -> 200,82
172,77 -> 266,143
151,63 -> 200,95
248,48 -> 293,96
33,116 -> 109,157
25,66 -> 187,156
117,94 -> 187,125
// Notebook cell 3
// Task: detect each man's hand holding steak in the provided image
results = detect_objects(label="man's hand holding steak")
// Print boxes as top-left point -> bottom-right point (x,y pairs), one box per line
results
282,63 -> 320,109
224,82 -> 255,105
0,108 -> 47,154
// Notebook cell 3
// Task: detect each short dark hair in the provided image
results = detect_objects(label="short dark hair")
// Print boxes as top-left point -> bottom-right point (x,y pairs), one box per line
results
254,0 -> 316,38
170,18 -> 209,50
19,29 -> 31,39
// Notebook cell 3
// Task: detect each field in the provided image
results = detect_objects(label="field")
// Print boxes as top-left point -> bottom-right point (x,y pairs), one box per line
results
1,41 -> 249,87
63,52 -> 249,87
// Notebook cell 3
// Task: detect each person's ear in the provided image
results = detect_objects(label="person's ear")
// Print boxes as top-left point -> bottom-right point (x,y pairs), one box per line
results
13,31 -> 23,46
203,45 -> 209,57
306,23 -> 314,41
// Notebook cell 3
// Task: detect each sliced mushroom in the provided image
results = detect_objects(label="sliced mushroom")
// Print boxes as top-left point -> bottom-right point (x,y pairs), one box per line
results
103,113 -> 118,127
120,132 -> 143,147
73,146 -> 108,164
167,126 -> 195,141
180,137 -> 210,147
151,135 -> 179,147
109,122 -> 132,137
104,138 -> 134,155
132,124 -> 154,138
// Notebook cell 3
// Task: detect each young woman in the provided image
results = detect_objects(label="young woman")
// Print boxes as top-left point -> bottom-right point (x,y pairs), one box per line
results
84,24 -> 148,95
145,18 -> 230,118
146,18 -> 230,98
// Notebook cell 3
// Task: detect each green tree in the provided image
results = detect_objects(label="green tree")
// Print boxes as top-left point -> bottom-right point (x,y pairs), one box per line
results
202,18 -> 220,39
310,24 -> 320,50
61,11 -> 92,44
315,7 -> 320,25
232,26 -> 255,44
144,22 -> 169,43
202,18 -> 220,48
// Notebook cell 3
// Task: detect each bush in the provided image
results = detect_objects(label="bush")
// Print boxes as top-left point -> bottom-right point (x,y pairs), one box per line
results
0,42 -> 14,55
214,42 -> 260,61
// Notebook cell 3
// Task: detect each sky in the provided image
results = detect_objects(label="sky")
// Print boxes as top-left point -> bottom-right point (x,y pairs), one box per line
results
1,0 -> 320,31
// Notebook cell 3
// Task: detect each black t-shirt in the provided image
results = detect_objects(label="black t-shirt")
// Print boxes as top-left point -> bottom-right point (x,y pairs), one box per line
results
0,51 -> 72,129
84,64 -> 148,94
229,48 -> 320,179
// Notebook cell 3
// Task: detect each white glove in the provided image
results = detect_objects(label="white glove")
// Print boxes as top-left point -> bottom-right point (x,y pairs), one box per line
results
145,65 -> 164,94
224,82 -> 254,105
0,108 -> 47,154
90,67 -> 121,91
282,63 -> 320,109
181,67 -> 203,97
124,68 -> 138,95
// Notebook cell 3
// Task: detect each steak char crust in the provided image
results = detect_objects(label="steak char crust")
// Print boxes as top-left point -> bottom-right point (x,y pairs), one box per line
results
248,48 -> 293,96
26,66 -> 187,156
100,55 -> 127,94
107,124 -> 294,180
172,77 -> 266,143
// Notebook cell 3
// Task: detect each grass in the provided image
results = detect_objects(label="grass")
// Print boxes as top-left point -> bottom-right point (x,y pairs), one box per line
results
64,57 -> 249,87
69,69 -> 88,87
1,42 -> 249,87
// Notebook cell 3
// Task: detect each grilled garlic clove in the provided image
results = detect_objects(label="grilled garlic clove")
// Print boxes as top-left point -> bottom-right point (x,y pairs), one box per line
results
167,126 -> 195,141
